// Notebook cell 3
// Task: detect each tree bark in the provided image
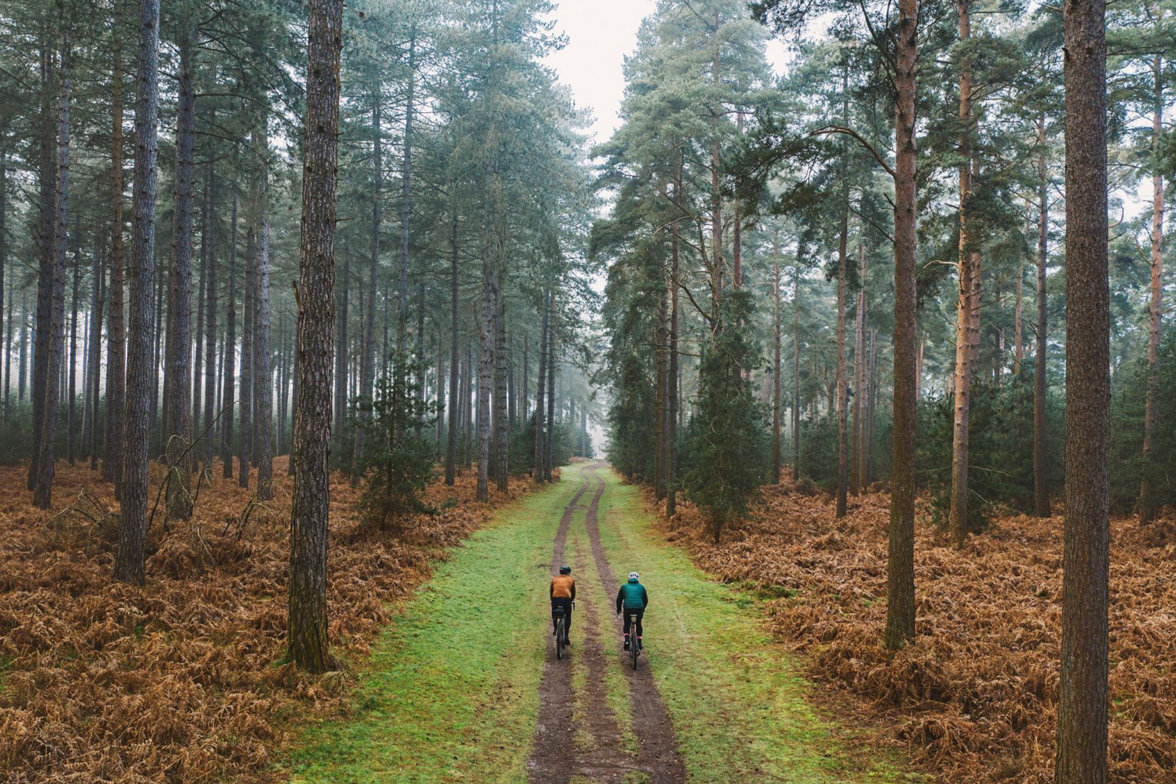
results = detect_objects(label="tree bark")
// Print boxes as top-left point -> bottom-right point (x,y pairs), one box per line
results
164,15 -> 196,519
114,0 -> 159,584
666,162 -> 680,515
1056,2 -> 1110,780
354,96 -> 381,482
835,188 -> 849,518
239,224 -> 254,487
67,225 -> 79,466
289,0 -> 342,673
494,281 -> 509,491
202,157 -> 218,469
792,251 -> 802,482
886,0 -> 918,652
30,24 -> 55,495
252,139 -> 274,500
476,267 -> 494,500
949,0 -> 976,547
222,192 -> 238,479
1033,119 -> 1051,518
772,260 -> 781,484
33,39 -> 70,509
445,209 -> 460,485
397,27 -> 416,351
1138,55 -> 1164,525
534,288 -> 549,482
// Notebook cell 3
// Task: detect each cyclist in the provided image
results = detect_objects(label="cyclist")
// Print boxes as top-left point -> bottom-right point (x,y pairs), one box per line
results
550,565 -> 575,645
615,571 -> 648,651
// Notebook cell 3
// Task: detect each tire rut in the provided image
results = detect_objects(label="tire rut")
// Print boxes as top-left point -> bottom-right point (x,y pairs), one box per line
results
528,479 -> 590,784
529,465 -> 685,784
583,463 -> 686,784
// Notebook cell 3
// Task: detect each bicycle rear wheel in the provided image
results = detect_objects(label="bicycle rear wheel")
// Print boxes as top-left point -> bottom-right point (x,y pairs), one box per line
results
629,615 -> 639,669
556,616 -> 565,660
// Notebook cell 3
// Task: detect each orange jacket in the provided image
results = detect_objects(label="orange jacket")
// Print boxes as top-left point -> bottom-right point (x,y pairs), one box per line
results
550,574 -> 576,600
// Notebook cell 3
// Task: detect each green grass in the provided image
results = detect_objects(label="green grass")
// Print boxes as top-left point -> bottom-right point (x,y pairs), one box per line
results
283,463 -> 917,784
285,474 -> 583,784
592,471 -> 917,783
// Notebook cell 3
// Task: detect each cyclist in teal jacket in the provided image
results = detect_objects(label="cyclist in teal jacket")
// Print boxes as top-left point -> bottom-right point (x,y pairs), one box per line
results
615,572 -> 648,651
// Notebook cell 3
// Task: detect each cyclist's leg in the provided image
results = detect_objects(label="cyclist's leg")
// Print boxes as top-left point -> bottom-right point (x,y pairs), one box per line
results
635,609 -> 644,637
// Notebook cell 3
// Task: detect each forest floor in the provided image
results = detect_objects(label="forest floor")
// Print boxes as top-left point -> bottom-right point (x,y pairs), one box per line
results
0,456 -> 528,783
285,462 -> 915,784
660,479 -> 1176,784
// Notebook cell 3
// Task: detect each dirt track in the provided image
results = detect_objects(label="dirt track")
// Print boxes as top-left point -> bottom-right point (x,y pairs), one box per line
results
527,463 -> 684,784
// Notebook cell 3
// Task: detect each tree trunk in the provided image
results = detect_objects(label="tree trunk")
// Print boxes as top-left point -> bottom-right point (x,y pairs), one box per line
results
222,192 -> 238,479
772,260 -> 781,484
252,137 -> 274,501
949,0 -> 975,548
354,96 -> 381,482
545,314 -> 556,481
289,0 -> 342,673
114,0 -> 159,585
854,243 -> 868,493
30,25 -> 55,495
1138,55 -> 1164,526
104,29 -> 126,485
534,288 -> 549,482
445,209 -> 459,485
334,242 -> 348,436
1033,120 -> 1051,518
494,283 -> 509,491
476,267 -> 493,501
835,189 -> 849,518
792,252 -> 802,482
886,0 -> 918,652
239,224 -> 254,488
68,227 -> 79,466
1056,3 -> 1110,780
202,156 -> 218,469
33,40 -> 70,509
666,162 -> 680,516
397,28 -> 416,351
164,16 -> 195,519
1013,258 -> 1024,376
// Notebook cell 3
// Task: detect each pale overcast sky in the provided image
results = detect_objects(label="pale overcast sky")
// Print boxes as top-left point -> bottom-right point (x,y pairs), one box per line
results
543,0 -> 659,144
543,1 -> 790,147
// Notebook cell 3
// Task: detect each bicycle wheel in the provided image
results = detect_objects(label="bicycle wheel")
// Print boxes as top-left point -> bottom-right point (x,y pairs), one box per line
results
556,616 -> 565,660
629,616 -> 639,670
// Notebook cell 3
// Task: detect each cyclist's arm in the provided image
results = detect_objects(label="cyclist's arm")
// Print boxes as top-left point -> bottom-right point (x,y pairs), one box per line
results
570,581 -> 576,601
641,586 -> 648,607
615,588 -> 623,614
549,579 -> 554,599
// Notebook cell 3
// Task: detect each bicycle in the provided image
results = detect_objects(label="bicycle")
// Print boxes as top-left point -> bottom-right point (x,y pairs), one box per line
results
554,605 -> 570,660
627,611 -> 640,669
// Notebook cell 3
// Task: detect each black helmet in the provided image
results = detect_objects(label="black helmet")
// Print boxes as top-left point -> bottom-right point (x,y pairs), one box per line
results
559,565 -> 571,574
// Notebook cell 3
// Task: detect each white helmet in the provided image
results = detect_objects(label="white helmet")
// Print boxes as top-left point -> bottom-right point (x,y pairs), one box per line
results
628,572 -> 640,582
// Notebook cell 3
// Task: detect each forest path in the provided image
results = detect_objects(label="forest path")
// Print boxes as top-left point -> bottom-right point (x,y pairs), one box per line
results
285,463 -> 913,784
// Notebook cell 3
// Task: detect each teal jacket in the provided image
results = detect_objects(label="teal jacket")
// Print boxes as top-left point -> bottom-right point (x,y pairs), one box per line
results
616,582 -> 648,612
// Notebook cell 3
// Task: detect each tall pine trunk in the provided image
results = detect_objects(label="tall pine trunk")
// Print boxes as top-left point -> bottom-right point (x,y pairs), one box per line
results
114,0 -> 159,585
886,0 -> 919,652
835,187 -> 849,518
354,97 -> 381,482
1033,122 -> 1051,518
164,15 -> 195,520
222,192 -> 237,479
252,141 -> 274,501
1138,55 -> 1164,525
289,0 -> 342,674
445,209 -> 459,485
534,288 -> 549,482
949,0 -> 976,547
202,157 -> 218,468
1056,2 -> 1110,780
33,40 -> 70,509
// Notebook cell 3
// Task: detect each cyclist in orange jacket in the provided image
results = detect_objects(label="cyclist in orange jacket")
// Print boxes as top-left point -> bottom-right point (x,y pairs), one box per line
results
550,565 -> 575,645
